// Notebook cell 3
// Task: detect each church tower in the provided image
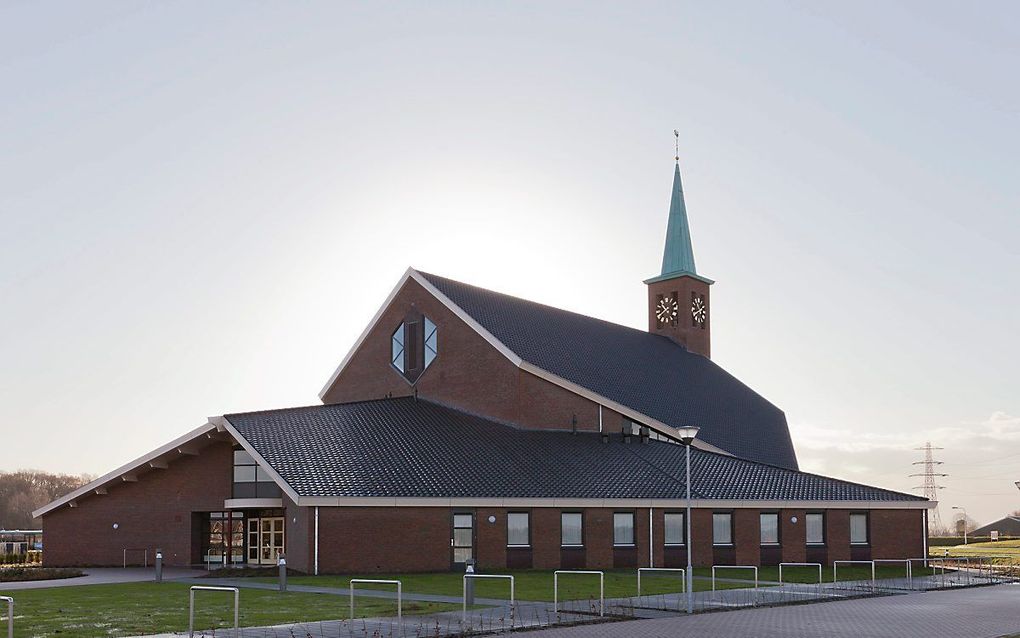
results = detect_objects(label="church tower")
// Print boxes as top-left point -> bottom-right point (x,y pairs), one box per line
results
644,152 -> 714,357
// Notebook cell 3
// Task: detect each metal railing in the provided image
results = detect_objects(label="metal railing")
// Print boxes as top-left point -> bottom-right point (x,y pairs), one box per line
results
873,558 -> 912,587
637,567 -> 685,596
554,570 -> 604,617
122,547 -> 148,568
189,585 -> 239,638
350,579 -> 402,621
778,562 -> 823,585
711,565 -> 758,590
462,574 -> 514,622
1,596 -> 12,638
833,560 -> 875,591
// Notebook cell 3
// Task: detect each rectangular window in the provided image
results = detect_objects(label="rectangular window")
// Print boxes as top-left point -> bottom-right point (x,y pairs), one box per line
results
760,512 -> 779,545
507,512 -> 530,547
233,465 -> 256,483
613,512 -> 635,546
850,512 -> 868,545
664,512 -> 685,545
806,513 -> 825,545
561,513 -> 583,546
713,512 -> 733,545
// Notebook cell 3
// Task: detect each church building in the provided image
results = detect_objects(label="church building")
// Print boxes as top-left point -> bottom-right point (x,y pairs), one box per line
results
35,157 -> 931,573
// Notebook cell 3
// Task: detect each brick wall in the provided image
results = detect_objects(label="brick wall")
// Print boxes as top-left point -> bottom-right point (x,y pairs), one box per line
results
316,507 -> 451,573
42,441 -> 233,567
871,509 -> 925,559
322,278 -> 606,432
646,275 -> 711,358
781,509 -> 807,563
734,509 -> 761,565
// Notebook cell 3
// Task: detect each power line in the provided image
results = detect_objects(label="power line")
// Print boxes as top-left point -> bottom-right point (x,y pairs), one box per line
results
910,442 -> 947,534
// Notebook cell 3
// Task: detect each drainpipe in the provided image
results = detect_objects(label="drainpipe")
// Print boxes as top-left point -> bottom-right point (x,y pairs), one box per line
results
314,506 -> 320,576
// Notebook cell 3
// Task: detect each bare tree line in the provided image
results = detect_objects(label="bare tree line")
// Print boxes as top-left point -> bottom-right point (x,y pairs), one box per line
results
0,470 -> 92,529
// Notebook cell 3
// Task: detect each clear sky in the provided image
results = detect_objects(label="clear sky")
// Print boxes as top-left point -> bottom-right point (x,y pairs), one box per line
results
1,2 -> 1017,527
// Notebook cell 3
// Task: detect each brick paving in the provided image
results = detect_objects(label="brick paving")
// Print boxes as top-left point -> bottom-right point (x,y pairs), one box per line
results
524,583 -> 1020,638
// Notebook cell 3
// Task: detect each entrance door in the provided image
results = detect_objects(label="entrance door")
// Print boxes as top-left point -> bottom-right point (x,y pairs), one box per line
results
247,517 -> 285,565
452,513 -> 474,567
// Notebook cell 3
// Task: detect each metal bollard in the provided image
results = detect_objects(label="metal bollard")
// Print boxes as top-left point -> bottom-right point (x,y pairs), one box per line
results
155,549 -> 163,583
278,554 -> 287,592
464,559 -> 476,606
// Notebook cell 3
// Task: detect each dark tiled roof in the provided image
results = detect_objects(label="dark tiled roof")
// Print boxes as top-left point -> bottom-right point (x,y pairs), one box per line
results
225,398 -> 922,502
418,271 -> 800,470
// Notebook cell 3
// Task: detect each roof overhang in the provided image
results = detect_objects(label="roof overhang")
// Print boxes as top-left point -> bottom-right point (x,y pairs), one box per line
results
643,271 -> 715,286
33,421 -> 227,518
215,415 -> 303,506
295,496 -> 933,510
318,267 -> 730,457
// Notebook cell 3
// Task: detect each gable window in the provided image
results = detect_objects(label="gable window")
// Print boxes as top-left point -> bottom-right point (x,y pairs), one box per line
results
664,512 -> 685,545
391,324 -> 405,373
507,512 -> 530,547
613,512 -> 635,546
390,313 -> 438,382
806,512 -> 825,545
561,512 -> 583,546
760,512 -> 779,545
713,512 -> 733,545
850,512 -> 869,545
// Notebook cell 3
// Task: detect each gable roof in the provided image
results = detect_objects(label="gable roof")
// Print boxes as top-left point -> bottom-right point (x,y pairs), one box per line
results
971,516 -> 1020,537
224,397 -> 924,505
413,270 -> 799,470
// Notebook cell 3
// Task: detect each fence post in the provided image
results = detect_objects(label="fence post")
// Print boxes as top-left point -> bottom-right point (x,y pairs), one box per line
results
155,549 -> 163,583
1,596 -> 13,638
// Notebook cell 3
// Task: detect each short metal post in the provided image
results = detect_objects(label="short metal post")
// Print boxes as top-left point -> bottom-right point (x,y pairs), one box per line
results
1,596 -> 13,638
155,549 -> 163,583
278,554 -> 287,592
465,558 -> 476,606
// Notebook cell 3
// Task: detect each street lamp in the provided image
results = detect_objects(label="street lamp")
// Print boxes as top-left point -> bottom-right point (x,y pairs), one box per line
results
951,506 -> 968,544
675,425 -> 700,615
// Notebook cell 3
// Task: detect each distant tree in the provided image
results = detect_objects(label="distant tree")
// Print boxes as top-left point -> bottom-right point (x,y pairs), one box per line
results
0,470 -> 92,529
1011,509 -> 1020,517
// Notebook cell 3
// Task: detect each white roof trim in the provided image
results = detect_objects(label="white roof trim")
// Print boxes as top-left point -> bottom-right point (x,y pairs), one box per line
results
318,268 -> 418,399
33,422 -> 220,518
296,496 -> 932,510
318,268 -> 727,456
216,416 -> 303,506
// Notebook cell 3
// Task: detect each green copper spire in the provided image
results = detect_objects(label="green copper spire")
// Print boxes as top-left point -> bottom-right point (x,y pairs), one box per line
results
659,161 -> 697,277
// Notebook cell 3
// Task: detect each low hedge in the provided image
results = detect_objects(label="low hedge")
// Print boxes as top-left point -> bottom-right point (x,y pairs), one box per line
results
0,567 -> 84,582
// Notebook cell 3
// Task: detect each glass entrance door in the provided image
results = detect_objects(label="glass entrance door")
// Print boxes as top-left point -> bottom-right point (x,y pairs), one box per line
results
247,517 -> 285,565
452,513 -> 474,567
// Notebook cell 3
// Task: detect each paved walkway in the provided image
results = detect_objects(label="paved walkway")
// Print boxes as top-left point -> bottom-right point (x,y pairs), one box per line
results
0,567 -> 203,591
522,583 -> 1020,638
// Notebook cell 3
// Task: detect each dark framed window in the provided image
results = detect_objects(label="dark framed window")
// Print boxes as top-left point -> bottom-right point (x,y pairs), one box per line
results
806,512 -> 825,545
390,313 -> 438,381
664,512 -> 685,545
712,512 -> 733,545
613,512 -> 635,546
507,512 -> 530,547
232,448 -> 280,498
760,512 -> 780,545
850,512 -> 869,545
561,512 -> 583,547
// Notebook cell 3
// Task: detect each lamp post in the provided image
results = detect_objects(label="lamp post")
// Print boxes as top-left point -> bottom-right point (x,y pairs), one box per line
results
951,506 -> 967,544
675,425 -> 700,615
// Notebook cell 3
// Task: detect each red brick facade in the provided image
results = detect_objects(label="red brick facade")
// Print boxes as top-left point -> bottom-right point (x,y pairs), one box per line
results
307,505 -> 925,573
321,278 -> 629,433
42,441 -> 234,567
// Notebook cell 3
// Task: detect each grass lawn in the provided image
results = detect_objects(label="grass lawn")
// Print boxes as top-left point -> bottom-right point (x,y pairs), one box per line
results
0,582 -> 457,638
251,564 -> 927,601
929,539 -> 1020,560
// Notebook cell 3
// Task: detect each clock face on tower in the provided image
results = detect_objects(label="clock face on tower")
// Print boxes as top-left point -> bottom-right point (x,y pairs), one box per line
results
655,296 -> 679,324
691,296 -> 707,326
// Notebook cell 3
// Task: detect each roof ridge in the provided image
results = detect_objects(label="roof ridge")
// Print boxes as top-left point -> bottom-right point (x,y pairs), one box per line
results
226,395 -> 414,419
417,270 -> 689,349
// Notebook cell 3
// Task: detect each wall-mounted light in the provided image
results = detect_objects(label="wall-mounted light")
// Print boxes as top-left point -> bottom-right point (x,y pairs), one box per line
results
112,523 -> 119,530
487,515 -> 496,524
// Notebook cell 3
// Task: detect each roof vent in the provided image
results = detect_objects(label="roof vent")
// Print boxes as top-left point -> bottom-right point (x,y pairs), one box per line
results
640,426 -> 650,444
600,432 -> 610,444
621,425 -> 632,444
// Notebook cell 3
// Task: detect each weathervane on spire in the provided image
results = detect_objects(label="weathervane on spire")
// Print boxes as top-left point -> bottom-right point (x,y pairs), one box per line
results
673,129 -> 679,162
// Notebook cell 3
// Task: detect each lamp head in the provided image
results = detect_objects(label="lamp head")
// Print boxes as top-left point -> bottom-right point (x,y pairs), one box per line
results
675,425 -> 700,446
1015,481 -> 1020,491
